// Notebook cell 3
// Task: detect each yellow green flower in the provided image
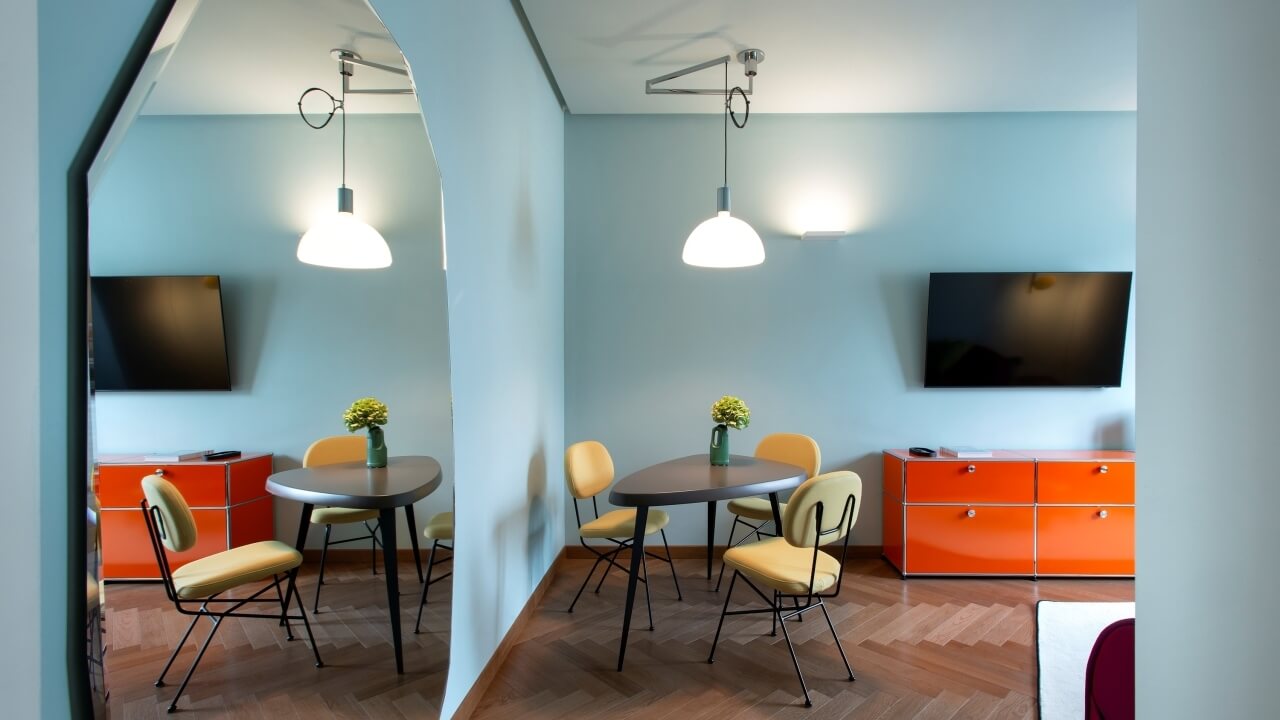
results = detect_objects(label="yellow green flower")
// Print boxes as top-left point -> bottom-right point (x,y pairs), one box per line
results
710,395 -> 750,430
343,397 -> 389,432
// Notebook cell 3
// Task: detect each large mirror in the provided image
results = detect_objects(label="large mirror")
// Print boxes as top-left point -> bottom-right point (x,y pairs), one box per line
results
84,0 -> 454,715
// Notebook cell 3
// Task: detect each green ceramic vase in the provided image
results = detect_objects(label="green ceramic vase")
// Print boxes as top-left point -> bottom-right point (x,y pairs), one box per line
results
366,426 -> 388,468
709,423 -> 730,466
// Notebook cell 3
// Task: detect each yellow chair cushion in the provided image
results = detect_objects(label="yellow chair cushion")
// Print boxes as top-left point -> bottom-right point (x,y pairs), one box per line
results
311,506 -> 379,525
578,508 -> 670,539
170,541 -> 303,600
424,511 -> 454,541
723,537 -> 841,595
726,496 -> 786,522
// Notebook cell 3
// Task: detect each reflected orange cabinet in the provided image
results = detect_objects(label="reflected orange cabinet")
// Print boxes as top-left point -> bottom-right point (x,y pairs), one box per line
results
882,449 -> 1134,577
97,453 -> 275,579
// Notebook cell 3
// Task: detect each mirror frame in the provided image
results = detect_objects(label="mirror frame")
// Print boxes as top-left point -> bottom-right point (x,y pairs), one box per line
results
67,1 -> 176,716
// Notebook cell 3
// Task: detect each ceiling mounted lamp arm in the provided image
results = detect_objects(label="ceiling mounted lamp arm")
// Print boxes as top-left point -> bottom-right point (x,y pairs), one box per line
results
645,49 -> 764,95
332,49 -> 413,95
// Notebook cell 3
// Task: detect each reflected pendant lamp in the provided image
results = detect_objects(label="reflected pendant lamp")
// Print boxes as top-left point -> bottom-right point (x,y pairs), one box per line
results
682,74 -> 764,268
297,77 -> 392,269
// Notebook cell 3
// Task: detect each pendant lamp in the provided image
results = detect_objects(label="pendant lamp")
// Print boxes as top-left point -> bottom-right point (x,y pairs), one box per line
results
296,56 -> 392,269
681,55 -> 764,268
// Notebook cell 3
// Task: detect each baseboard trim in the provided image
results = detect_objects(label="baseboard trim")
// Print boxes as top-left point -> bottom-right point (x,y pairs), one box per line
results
452,546 -> 566,720
564,544 -> 884,561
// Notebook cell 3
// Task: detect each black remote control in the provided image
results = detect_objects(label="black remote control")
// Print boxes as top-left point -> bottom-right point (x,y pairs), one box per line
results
204,450 -> 242,460
908,447 -> 936,457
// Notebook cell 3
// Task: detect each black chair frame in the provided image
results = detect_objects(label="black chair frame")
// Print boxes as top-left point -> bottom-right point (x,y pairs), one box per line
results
708,493 -> 859,707
413,537 -> 454,634
142,500 -> 323,713
714,507 -> 780,591
312,516 -> 381,613
567,495 -> 682,629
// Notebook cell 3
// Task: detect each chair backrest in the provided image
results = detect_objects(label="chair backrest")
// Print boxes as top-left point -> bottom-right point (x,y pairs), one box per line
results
565,440 -> 614,499
141,474 -> 199,553
755,432 -> 822,479
1085,618 -> 1135,720
782,470 -> 862,548
304,435 -> 365,468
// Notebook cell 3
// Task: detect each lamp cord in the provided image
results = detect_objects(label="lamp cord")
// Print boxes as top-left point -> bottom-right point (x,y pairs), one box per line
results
721,59 -> 751,188
341,79 -> 347,187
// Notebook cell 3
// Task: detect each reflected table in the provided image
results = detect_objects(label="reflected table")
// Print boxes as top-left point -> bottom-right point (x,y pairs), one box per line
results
607,454 -> 807,670
267,455 -> 442,674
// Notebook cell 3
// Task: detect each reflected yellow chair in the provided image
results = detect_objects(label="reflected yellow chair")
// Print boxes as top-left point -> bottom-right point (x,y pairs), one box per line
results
565,441 -> 681,627
708,470 -> 862,707
304,435 -> 424,612
716,433 -> 822,590
413,510 -> 453,634
141,474 -> 321,713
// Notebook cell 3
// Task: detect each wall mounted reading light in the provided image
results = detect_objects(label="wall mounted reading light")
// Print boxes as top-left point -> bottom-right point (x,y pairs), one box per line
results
648,50 -> 767,269
296,49 -> 411,270
800,230 -> 849,240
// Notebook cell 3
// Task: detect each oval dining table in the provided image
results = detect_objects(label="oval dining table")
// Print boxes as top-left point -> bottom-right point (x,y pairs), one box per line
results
267,455 -> 443,674
607,453 -> 807,671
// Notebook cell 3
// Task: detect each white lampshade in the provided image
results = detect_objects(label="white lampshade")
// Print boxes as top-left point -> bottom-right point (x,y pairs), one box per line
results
682,187 -> 764,268
297,187 -> 392,269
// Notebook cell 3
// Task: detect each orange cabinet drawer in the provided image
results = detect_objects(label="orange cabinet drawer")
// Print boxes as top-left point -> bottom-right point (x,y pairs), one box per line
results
882,494 -> 905,570
883,454 -> 904,501
1036,506 -> 1134,575
905,461 -> 1034,504
905,505 -> 1034,574
228,454 -> 273,505
1037,461 -> 1134,505
100,508 -> 228,579
98,464 -> 227,509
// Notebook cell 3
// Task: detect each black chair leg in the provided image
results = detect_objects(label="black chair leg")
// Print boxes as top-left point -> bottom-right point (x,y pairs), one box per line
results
314,524 -> 332,614
819,601 -> 855,681
641,552 -> 654,631
714,518 -> 742,591
414,540 -> 439,634
771,591 -> 779,636
568,551 -> 607,613
367,521 -> 379,575
293,587 -> 324,668
660,529 -> 682,601
155,612 -> 201,687
776,601 -> 813,707
708,570 -> 738,663
166,615 -> 223,713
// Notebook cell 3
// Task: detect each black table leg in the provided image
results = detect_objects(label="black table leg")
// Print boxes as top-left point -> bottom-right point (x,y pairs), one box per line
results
706,501 -> 717,579
282,503 -> 314,622
768,492 -> 784,534
378,507 -> 404,674
404,504 -> 424,583
616,505 -> 649,672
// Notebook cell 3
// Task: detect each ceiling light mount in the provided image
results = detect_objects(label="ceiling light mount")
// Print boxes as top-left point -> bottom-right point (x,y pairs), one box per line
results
737,49 -> 765,77
645,48 -> 765,95
329,48 -> 413,95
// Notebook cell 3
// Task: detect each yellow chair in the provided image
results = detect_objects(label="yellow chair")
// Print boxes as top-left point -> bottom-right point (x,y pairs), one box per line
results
141,474 -> 321,713
565,441 -> 681,627
708,470 -> 862,707
716,433 -> 822,590
304,435 -> 424,613
413,510 -> 454,633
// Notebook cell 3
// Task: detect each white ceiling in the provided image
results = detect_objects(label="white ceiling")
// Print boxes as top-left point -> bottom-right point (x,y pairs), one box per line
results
520,0 -> 1136,114
143,0 -> 418,115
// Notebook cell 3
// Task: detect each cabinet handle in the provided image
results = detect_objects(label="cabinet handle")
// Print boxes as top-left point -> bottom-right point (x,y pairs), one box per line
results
153,468 -> 165,476
1099,465 -> 1109,474
967,465 -> 976,473
966,509 -> 977,518
1098,509 -> 1109,519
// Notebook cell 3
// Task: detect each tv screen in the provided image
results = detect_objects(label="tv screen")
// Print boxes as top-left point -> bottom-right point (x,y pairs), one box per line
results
91,275 -> 231,391
924,272 -> 1132,388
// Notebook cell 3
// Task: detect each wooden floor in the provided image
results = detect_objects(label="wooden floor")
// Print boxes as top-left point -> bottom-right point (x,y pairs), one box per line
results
470,558 -> 1133,720
103,560 -> 452,719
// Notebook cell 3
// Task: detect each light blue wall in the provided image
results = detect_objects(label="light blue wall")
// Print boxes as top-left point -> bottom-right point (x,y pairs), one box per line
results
565,113 -> 1136,547
1137,1 -> 1280,717
89,113 -> 453,548
371,2 -> 566,716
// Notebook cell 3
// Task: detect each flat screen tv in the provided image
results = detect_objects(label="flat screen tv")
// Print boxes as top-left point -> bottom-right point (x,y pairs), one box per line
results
90,275 -> 231,391
924,272 -> 1132,388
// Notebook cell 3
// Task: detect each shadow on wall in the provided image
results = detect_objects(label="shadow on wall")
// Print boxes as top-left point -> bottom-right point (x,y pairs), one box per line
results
221,276 -> 276,390
880,272 -> 930,388
1095,414 -> 1134,450
826,452 -> 885,547
526,445 -> 547,571
512,142 -> 536,290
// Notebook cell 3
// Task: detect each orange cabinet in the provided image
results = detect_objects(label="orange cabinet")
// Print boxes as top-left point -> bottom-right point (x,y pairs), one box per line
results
96,453 -> 275,580
882,449 -> 1134,578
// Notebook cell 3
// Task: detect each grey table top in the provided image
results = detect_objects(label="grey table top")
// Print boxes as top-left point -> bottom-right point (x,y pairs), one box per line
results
266,455 -> 442,509
608,454 -> 806,507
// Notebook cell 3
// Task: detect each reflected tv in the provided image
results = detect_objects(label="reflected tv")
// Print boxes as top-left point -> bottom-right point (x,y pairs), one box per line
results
91,275 -> 231,391
924,272 -> 1132,388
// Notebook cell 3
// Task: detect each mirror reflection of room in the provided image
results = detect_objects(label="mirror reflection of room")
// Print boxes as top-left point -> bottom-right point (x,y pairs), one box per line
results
85,0 -> 454,716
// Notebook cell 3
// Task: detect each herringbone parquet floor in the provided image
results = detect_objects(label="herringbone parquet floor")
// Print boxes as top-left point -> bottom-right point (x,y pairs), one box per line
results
103,560 -> 452,719
471,558 -> 1133,720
